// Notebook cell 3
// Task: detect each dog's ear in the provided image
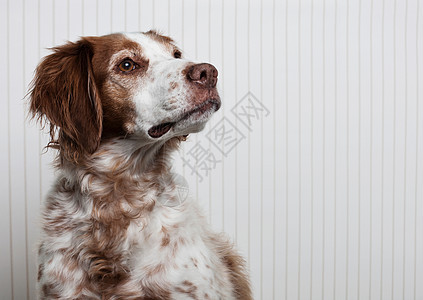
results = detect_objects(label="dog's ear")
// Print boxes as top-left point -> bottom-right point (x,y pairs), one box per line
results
30,38 -> 102,162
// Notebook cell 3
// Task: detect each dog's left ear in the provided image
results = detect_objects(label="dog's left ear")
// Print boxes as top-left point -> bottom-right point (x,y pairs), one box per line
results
30,38 -> 102,162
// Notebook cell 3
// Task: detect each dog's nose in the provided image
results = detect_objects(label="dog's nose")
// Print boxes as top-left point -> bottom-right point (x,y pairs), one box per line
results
187,63 -> 218,88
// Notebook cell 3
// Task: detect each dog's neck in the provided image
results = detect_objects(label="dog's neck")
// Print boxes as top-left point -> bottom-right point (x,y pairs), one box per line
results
60,137 -> 182,197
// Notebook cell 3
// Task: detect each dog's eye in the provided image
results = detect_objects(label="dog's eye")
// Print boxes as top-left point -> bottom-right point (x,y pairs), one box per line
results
173,50 -> 182,59
118,59 -> 136,72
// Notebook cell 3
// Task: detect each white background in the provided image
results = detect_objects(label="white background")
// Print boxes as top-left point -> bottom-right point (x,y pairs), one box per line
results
1,0 -> 422,299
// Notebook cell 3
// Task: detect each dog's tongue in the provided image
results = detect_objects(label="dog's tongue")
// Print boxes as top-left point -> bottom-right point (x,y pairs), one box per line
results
148,122 -> 174,138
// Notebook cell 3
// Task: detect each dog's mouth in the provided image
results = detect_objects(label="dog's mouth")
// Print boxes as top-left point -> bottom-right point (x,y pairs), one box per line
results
148,98 -> 221,138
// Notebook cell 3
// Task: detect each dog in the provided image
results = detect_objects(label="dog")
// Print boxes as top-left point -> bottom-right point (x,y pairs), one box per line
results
29,30 -> 251,299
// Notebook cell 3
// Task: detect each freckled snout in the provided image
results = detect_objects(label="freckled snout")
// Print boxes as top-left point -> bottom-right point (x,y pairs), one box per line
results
186,63 -> 218,88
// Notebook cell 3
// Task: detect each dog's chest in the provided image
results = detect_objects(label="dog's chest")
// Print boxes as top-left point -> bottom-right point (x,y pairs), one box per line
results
125,201 -> 234,299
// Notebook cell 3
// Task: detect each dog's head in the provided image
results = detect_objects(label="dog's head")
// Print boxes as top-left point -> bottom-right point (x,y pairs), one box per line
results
30,31 -> 220,162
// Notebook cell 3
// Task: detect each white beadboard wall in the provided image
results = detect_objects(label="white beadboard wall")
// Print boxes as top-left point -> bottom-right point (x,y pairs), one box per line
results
1,0 -> 422,299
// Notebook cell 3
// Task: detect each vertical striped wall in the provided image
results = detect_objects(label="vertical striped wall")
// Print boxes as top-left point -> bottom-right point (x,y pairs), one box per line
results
1,0 -> 422,299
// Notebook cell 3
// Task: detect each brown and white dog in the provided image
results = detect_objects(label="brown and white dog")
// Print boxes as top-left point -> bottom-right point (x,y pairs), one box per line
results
29,31 -> 251,299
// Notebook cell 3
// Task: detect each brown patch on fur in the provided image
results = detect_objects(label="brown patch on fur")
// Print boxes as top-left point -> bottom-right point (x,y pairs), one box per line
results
37,264 -> 44,281
182,280 -> 194,286
43,190 -> 80,235
169,81 -> 179,91
86,34 -> 146,139
42,284 -> 60,298
174,281 -> 198,300
146,264 -> 165,277
39,249 -> 89,298
161,236 -> 170,247
191,257 -> 198,268
212,235 -> 253,300
29,39 -> 103,164
171,241 -> 179,258
161,226 -> 170,247
178,237 -> 186,245
142,285 -> 172,300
